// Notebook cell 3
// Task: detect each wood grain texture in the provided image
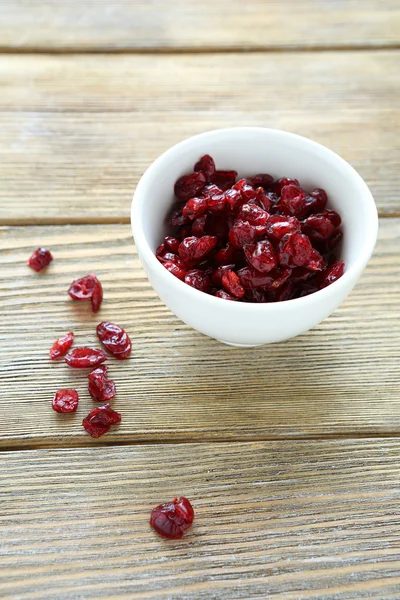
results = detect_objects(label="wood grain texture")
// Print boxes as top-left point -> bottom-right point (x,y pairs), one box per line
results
2,439 -> 400,599
0,220 -> 398,448
0,52 -> 399,223
0,0 -> 399,51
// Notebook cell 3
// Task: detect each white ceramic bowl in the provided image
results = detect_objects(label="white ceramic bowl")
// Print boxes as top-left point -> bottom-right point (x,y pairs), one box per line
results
131,128 -> 378,346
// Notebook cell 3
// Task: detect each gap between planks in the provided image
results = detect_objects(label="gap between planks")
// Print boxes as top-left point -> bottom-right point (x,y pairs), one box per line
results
0,44 -> 399,56
3,431 -> 400,453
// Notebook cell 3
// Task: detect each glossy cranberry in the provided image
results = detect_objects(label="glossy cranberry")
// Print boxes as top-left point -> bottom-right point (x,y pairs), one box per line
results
91,277 -> 103,313
65,347 -> 108,368
194,154 -> 215,181
317,260 -> 345,288
246,173 -> 274,189
52,389 -> 79,413
162,260 -> 186,281
27,247 -> 53,272
184,269 -> 212,293
224,187 -> 243,212
215,289 -> 236,300
238,204 -> 268,226
279,185 -> 309,218
88,365 -> 116,402
274,177 -> 300,195
308,188 -> 328,213
164,236 -> 181,254
157,252 -> 185,268
174,171 -> 206,201
229,220 -> 267,249
169,206 -> 189,227
301,214 -> 335,242
214,243 -> 240,266
68,274 -> 103,312
279,233 -> 324,271
150,496 -> 194,539
97,321 -> 132,360
265,215 -> 301,243
325,229 -> 343,252
255,188 -> 273,212
178,236 -> 217,265
211,264 -> 236,287
50,332 -> 74,360
182,197 -> 207,220
323,209 -> 342,228
240,183 -> 258,203
238,266 -> 291,290
82,404 -> 121,438
207,192 -> 226,212
244,239 -> 277,273
221,270 -> 245,298
276,280 -> 298,302
211,170 -> 237,190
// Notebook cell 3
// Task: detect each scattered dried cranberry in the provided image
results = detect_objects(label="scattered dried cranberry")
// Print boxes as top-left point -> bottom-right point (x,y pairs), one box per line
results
88,365 -> 116,402
65,347 -> 107,368
82,403 -> 121,438
158,155 -> 345,301
27,247 -> 53,272
96,321 -> 132,360
52,389 -> 79,413
49,332 -> 74,360
68,273 -> 103,313
150,496 -> 194,539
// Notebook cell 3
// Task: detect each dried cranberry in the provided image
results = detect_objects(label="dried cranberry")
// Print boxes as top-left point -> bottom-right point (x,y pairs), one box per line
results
164,236 -> 181,254
211,170 -> 237,190
191,214 -> 208,237
68,273 -> 103,312
278,185 -> 310,218
274,177 -> 300,195
82,403 -> 121,438
244,239 -> 277,273
52,389 -> 79,413
246,173 -> 274,189
265,215 -> 301,243
65,347 -> 108,369
207,192 -> 226,212
174,171 -> 206,201
279,233 -> 324,271
240,183 -> 258,203
50,331 -> 74,360
221,270 -> 245,298
88,365 -> 116,402
238,204 -> 268,226
255,188 -> 273,212
169,206 -> 189,227
177,224 -> 192,240
184,269 -> 212,293
214,243 -> 240,266
323,209 -> 342,228
301,214 -> 335,242
211,264 -> 235,287
161,260 -> 187,281
238,266 -> 291,290
229,220 -> 266,249
215,289 -> 236,300
150,496 -> 194,539
325,229 -> 343,252
27,247 -> 53,272
308,188 -> 328,213
178,236 -> 217,265
317,260 -> 345,288
96,321 -> 132,360
182,197 -> 207,220
157,252 -> 185,268
194,154 -> 215,181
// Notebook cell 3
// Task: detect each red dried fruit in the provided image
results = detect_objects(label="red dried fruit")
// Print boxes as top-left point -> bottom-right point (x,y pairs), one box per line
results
240,183 -> 258,203
238,266 -> 291,290
215,289 -> 236,300
238,204 -> 268,226
164,236 -> 181,254
157,252 -> 185,268
274,177 -> 300,195
174,171 -> 206,201
194,154 -> 215,181
323,209 -> 342,228
246,173 -> 274,189
27,247 -> 53,272
150,496 -> 194,539
50,331 -> 74,360
65,347 -> 108,369
178,236 -> 217,265
177,224 -> 192,240
207,191 -> 226,212
308,188 -> 328,213
211,264 -> 235,287
182,197 -> 207,220
255,188 -> 273,212
221,270 -> 245,298
317,259 -> 345,288
88,365 -> 116,402
82,403 -> 121,438
211,169 -> 237,190
169,206 -> 190,227
96,321 -> 132,360
279,233 -> 324,271
325,229 -> 343,252
52,389 -> 79,413
278,185 -> 309,218
265,215 -> 301,243
161,260 -> 187,281
214,243 -> 240,266
229,220 -> 267,249
301,214 -> 334,242
68,273 -> 103,312
244,239 -> 278,273
184,269 -> 212,293
191,214 -> 208,237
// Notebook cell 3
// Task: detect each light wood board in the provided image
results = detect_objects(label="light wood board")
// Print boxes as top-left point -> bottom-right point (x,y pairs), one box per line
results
0,220 -> 398,449
2,439 -> 400,599
0,0 -> 399,51
0,52 -> 399,223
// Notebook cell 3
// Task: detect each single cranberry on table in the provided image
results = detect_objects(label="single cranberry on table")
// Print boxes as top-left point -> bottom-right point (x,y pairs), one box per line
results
49,331 -> 74,360
88,365 -> 116,402
27,247 -> 53,272
82,403 -> 121,438
96,321 -> 132,359
68,273 -> 103,313
65,347 -> 108,368
150,496 -> 194,539
157,154 -> 345,302
52,389 -> 79,413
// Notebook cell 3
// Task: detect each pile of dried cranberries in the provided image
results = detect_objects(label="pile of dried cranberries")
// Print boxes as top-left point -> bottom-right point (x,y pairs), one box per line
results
157,155 -> 344,302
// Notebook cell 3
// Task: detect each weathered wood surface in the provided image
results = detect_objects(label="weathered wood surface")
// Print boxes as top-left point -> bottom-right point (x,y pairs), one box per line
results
1,0 -> 399,51
1,219 -> 398,449
2,439 -> 400,599
0,51 -> 398,223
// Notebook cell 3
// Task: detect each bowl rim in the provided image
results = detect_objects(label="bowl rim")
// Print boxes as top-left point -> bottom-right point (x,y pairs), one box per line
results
131,127 -> 378,312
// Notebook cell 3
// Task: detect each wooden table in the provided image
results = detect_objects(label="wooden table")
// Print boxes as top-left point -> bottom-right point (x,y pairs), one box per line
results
1,2 -> 399,598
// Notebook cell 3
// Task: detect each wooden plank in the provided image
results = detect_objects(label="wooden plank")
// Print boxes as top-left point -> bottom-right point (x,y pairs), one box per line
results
0,52 -> 399,223
0,0 -> 399,51
0,220 -> 398,449
1,439 -> 400,599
